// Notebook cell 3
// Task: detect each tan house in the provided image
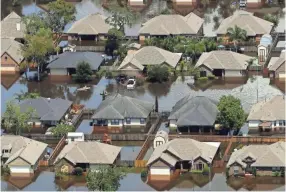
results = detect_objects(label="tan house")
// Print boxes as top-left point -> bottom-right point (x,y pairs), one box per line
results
216,10 -> 274,43
1,12 -> 26,41
147,139 -> 220,180
139,13 -> 204,44
118,46 -> 182,75
1,38 -> 24,73
66,13 -> 112,42
268,51 -> 286,80
54,141 -> 121,173
247,95 -> 285,133
195,50 -> 254,78
1,135 -> 48,177
226,141 -> 285,177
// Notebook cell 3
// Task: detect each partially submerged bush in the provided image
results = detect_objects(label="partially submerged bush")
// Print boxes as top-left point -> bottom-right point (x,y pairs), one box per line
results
197,77 -> 208,82
141,169 -> 147,178
73,167 -> 84,176
136,77 -> 145,87
207,74 -> 215,79
1,167 -> 10,176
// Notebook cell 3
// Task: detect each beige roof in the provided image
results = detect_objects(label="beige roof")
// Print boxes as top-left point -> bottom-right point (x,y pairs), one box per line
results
139,12 -> 204,35
147,139 -> 219,166
118,46 -> 182,71
195,50 -> 253,70
227,142 -> 285,168
155,130 -> 168,141
268,51 -> 286,71
67,13 -> 111,35
54,141 -> 121,165
216,10 -> 273,36
1,12 -> 26,39
1,135 -> 48,166
247,95 -> 285,121
1,38 -> 24,64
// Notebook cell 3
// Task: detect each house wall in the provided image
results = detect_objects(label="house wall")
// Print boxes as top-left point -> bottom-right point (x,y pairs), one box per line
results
248,120 -> 261,128
224,70 -> 245,77
50,68 -> 68,76
55,158 -> 75,173
228,163 -> 245,176
255,167 -> 274,176
198,65 -> 212,76
1,53 -> 20,73
149,159 -> 172,178
258,46 -> 268,63
246,0 -> 263,8
7,157 -> 34,176
275,62 -> 285,79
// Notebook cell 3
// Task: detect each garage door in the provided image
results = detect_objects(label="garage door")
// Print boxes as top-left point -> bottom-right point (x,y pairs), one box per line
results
10,166 -> 32,174
150,167 -> 170,175
50,68 -> 67,75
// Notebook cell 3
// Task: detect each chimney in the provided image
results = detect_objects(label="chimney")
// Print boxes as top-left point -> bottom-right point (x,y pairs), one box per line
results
16,23 -> 20,31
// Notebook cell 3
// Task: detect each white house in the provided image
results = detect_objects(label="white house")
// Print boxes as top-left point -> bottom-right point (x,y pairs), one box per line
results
66,132 -> 85,144
153,130 -> 168,149
91,94 -> 154,128
258,34 -> 272,64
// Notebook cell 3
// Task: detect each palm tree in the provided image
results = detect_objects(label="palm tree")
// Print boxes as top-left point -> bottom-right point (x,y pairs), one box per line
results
227,25 -> 247,52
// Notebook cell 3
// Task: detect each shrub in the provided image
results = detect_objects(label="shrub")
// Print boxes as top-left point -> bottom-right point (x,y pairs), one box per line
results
207,74 -> 215,79
202,164 -> 210,175
141,169 -> 147,178
225,168 -> 229,178
197,77 -> 208,82
1,167 -> 10,176
281,169 -> 284,177
136,77 -> 145,87
105,71 -> 114,79
147,65 -> 170,83
73,167 -> 83,176
252,167 -> 256,176
274,171 -> 280,177
73,61 -> 93,83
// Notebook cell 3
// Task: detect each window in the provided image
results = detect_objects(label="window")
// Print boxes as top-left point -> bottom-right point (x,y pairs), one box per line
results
279,121 -> 283,126
156,141 -> 163,147
126,118 -> 131,124
274,121 -> 276,126
197,163 -> 204,170
140,118 -> 145,124
259,49 -> 266,62
200,71 -> 207,77
111,119 -> 119,125
234,166 -> 239,174
283,121 -> 285,126
4,56 -> 7,61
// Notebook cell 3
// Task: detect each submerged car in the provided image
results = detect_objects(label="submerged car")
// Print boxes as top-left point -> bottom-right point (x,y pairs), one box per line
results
127,78 -> 136,89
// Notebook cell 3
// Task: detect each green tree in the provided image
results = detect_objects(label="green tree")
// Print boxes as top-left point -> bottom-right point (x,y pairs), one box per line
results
21,28 -> 54,81
46,0 -> 76,41
51,123 -> 75,136
86,166 -> 126,191
179,60 -> 187,72
147,65 -> 170,83
227,25 -> 247,52
22,13 -> 48,35
74,61 -> 93,83
264,14 -> 279,28
14,90 -> 40,102
3,101 -> 36,135
105,28 -> 124,56
216,95 -> 246,131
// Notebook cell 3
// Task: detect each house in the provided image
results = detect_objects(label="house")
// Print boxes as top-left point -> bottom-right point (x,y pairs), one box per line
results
216,10 -> 274,43
66,132 -> 84,144
54,141 -> 121,173
1,135 -> 48,177
147,138 -> 220,180
257,34 -> 272,64
194,50 -> 254,77
153,130 -> 169,149
172,0 -> 198,6
245,0 -> 266,8
139,13 -> 204,44
268,51 -> 286,80
47,52 -> 104,76
226,141 -> 285,177
1,38 -> 24,73
91,94 -> 154,129
168,96 -> 219,133
247,95 -> 285,133
66,13 -> 112,42
19,97 -> 73,127
117,46 -> 182,75
1,12 -> 26,41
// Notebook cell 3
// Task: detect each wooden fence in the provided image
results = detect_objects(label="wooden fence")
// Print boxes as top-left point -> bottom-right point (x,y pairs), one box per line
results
134,160 -> 148,168
38,159 -> 49,167
48,136 -> 66,165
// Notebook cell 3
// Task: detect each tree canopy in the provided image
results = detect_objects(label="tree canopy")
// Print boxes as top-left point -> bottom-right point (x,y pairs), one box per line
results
86,166 -> 126,191
22,13 -> 48,35
105,28 -> 124,56
51,123 -> 75,136
147,65 -> 170,83
3,101 -> 36,135
14,91 -> 40,102
74,61 -> 93,83
264,14 -> 279,28
226,25 -> 247,50
216,95 -> 246,131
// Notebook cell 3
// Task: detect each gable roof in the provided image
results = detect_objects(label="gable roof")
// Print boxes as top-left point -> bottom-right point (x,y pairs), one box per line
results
147,139 -> 219,166
92,94 -> 154,119
66,13 -> 111,35
268,51 -> 286,71
19,97 -> 73,121
1,135 -> 48,166
47,52 -> 104,70
216,10 -> 273,36
1,12 -> 26,39
226,141 -> 285,168
54,141 -> 121,165
168,96 -> 218,126
247,95 -> 285,121
1,38 -> 24,64
139,12 -> 204,35
195,50 -> 253,70
118,46 -> 182,71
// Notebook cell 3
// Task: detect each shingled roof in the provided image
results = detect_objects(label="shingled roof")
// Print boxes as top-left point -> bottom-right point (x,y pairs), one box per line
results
92,94 -> 154,119
66,13 -> 111,35
147,139 -> 219,166
247,95 -> 285,121
195,50 -> 253,70
139,12 -> 204,35
227,141 -> 285,168
19,97 -> 72,121
1,12 -> 26,39
216,10 -> 273,36
268,51 -> 286,71
54,141 -> 121,165
118,46 -> 182,71
1,38 -> 24,64
168,96 -> 218,127
1,135 -> 48,166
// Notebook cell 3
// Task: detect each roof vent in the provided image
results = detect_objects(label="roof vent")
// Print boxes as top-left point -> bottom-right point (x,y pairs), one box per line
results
16,23 -> 20,31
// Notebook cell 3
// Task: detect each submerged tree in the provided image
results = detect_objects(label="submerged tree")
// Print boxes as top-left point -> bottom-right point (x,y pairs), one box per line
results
22,13 -> 48,35
14,90 -> 40,102
3,101 -> 36,135
51,123 -> 75,136
147,65 -> 170,83
226,25 -> 247,51
105,28 -> 124,56
74,61 -> 93,83
264,14 -> 279,28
